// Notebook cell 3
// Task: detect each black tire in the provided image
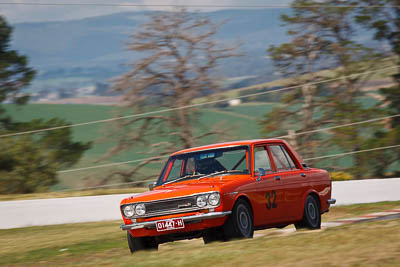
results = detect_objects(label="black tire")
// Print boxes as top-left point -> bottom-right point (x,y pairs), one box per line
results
127,232 -> 158,253
295,195 -> 321,230
294,221 -> 304,230
202,228 -> 224,244
223,199 -> 254,240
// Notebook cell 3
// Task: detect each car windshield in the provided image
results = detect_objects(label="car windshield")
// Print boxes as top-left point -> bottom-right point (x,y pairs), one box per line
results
158,146 -> 250,185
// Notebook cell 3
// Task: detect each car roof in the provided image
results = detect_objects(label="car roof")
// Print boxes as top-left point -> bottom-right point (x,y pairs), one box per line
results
171,139 -> 284,155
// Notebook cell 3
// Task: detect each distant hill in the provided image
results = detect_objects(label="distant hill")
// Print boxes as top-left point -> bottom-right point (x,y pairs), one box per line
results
10,9 -> 375,101
10,9 -> 290,98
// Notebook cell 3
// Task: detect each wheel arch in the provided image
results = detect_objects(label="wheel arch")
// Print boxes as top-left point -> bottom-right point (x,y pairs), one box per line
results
301,189 -> 322,214
233,194 -> 254,217
223,193 -> 255,239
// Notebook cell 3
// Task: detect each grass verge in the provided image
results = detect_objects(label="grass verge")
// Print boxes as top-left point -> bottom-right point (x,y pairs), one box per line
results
0,201 -> 399,266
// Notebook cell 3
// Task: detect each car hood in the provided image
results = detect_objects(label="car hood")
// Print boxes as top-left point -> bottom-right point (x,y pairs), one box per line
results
121,175 -> 247,204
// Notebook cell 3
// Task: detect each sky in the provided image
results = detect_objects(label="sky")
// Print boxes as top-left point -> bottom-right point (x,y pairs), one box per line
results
0,0 -> 293,23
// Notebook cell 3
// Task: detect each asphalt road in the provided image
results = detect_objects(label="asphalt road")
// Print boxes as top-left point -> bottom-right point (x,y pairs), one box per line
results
0,194 -> 133,229
0,178 -> 399,229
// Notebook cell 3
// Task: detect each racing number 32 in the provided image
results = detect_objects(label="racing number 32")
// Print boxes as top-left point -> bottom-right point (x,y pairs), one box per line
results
265,190 -> 277,210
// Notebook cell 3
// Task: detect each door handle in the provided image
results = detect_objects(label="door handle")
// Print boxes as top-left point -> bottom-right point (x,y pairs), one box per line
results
274,176 -> 281,181
300,173 -> 306,177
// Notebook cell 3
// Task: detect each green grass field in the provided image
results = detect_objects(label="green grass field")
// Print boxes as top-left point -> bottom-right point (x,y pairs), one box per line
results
1,201 -> 399,266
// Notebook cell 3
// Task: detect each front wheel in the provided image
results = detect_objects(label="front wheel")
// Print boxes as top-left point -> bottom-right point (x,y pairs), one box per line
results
202,228 -> 224,244
127,232 -> 158,253
295,195 -> 321,230
223,199 -> 254,240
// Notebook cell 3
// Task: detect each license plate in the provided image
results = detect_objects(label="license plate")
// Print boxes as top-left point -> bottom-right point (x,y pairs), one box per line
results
155,218 -> 185,232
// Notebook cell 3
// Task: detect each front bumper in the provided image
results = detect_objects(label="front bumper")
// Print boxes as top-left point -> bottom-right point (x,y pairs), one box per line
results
120,211 -> 231,230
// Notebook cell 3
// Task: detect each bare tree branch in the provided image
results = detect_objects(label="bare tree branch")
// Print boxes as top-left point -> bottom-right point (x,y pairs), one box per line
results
102,8 -> 240,183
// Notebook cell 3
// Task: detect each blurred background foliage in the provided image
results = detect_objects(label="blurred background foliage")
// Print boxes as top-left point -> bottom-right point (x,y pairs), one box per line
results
260,0 -> 400,179
0,0 -> 399,194
0,16 -> 90,193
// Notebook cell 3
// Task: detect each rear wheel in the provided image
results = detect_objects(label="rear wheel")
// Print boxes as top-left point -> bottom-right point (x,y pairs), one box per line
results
223,199 -> 254,240
295,195 -> 321,230
127,232 -> 158,253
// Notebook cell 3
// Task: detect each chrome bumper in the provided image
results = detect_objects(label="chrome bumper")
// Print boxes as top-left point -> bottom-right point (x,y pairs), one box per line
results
120,211 -> 232,230
327,198 -> 336,205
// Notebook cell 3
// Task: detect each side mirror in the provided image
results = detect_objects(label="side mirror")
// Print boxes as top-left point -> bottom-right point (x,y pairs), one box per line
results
148,182 -> 156,191
257,168 -> 266,181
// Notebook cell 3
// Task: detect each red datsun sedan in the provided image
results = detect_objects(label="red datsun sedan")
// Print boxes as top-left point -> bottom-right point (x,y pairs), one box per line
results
120,139 -> 335,253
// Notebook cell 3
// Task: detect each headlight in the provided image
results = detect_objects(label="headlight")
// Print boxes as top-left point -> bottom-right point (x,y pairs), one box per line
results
135,203 -> 146,216
123,205 -> 135,217
208,192 -> 220,206
196,195 -> 208,208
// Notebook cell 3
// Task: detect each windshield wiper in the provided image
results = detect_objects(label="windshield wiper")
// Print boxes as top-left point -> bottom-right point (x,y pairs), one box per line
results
198,170 -> 245,180
163,174 -> 204,185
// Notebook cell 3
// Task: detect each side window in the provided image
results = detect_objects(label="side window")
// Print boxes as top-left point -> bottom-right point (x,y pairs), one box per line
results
269,145 -> 297,171
254,146 -> 272,173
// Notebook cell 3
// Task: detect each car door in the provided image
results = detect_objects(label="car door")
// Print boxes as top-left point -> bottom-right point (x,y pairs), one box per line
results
268,144 -> 307,220
249,145 -> 283,225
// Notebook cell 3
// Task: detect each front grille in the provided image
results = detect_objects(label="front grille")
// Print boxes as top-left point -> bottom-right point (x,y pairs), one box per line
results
145,196 -> 197,216
121,191 -> 219,219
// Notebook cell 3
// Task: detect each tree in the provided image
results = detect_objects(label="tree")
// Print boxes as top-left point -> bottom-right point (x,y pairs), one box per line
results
0,16 -> 35,128
355,0 -> 400,176
261,0 -> 385,177
104,9 -> 238,183
264,14 -> 334,158
0,119 -> 91,194
13,119 -> 92,168
0,137 -> 58,194
0,16 -> 91,193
